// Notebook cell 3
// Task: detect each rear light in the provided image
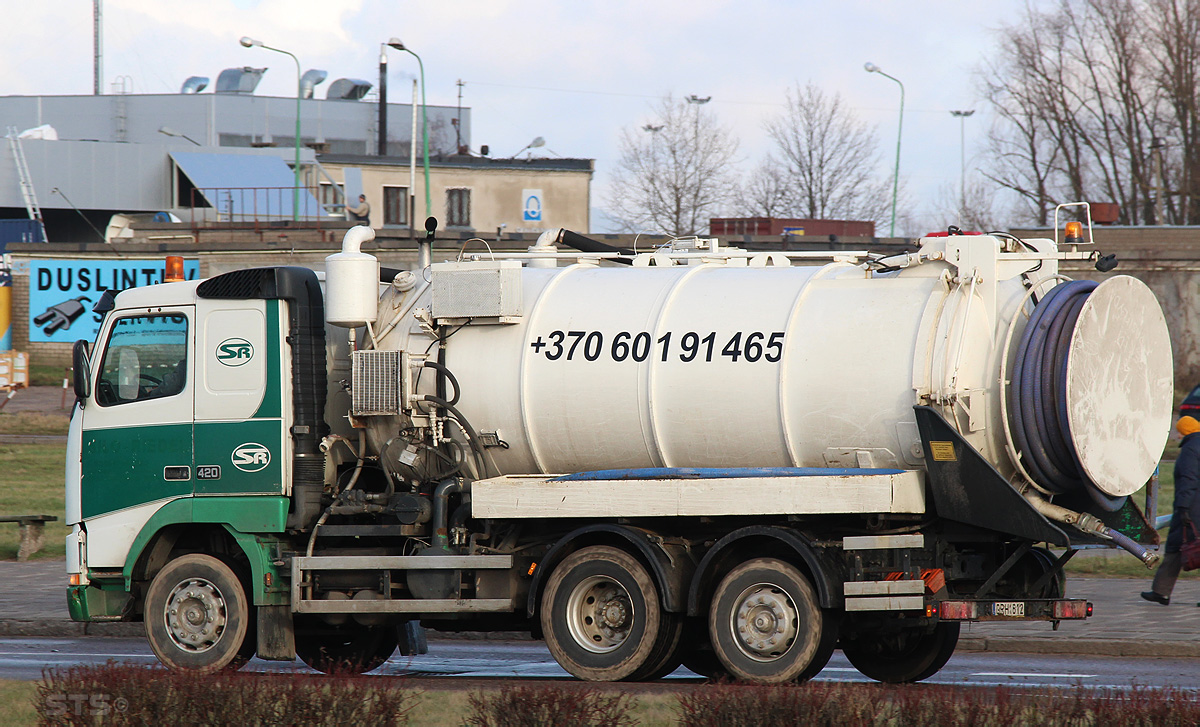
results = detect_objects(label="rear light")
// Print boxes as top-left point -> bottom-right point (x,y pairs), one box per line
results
1053,600 -> 1091,619
939,601 -> 978,620
68,573 -> 83,586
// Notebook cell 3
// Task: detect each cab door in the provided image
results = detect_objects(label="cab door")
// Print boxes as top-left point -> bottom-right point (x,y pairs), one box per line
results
79,308 -> 194,568
192,298 -> 288,497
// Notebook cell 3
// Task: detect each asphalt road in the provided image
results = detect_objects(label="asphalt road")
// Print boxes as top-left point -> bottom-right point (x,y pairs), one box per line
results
2,637 -> 1197,691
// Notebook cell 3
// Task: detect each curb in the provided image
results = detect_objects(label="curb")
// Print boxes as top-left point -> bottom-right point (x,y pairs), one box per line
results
956,636 -> 1200,658
0,435 -> 67,445
0,620 -> 142,638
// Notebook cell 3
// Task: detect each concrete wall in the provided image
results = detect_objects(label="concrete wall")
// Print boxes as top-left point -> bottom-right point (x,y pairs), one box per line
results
0,94 -> 466,155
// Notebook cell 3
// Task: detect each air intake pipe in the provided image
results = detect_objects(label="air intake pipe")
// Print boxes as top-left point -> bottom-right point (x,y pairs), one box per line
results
197,266 -> 329,530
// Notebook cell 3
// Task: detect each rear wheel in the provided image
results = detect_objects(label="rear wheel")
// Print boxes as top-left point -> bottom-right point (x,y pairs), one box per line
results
840,622 -> 960,683
144,554 -> 251,672
541,546 -> 670,681
708,558 -> 825,683
295,621 -> 398,674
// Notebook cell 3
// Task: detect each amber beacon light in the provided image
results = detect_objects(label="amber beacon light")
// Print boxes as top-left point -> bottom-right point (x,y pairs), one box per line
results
1064,221 -> 1084,245
164,256 -> 185,282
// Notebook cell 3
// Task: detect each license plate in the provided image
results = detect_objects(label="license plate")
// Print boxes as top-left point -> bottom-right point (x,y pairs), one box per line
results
992,601 -> 1025,617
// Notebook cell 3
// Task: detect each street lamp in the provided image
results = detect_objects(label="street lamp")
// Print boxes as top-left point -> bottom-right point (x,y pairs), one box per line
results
865,62 -> 904,237
241,36 -> 303,222
157,126 -> 201,146
387,37 -> 431,221
513,136 -> 545,158
950,109 -> 975,217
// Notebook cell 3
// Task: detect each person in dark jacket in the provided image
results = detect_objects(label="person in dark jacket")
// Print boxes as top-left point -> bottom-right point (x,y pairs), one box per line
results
1142,415 -> 1200,605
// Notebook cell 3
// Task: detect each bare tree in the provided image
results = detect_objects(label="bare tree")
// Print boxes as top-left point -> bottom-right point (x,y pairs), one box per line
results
606,96 -> 739,236
980,0 -> 1200,226
734,157 -> 795,217
757,82 -> 892,224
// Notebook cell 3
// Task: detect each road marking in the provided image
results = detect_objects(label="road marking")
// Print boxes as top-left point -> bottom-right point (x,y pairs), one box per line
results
971,672 -> 1097,678
0,657 -> 158,662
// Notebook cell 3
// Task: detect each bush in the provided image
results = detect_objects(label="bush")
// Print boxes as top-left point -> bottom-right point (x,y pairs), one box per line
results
35,662 -> 417,726
465,685 -> 636,727
674,682 -> 1200,727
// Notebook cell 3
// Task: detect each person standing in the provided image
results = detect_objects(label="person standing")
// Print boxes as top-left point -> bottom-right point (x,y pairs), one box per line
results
1142,415 -> 1200,605
346,194 -> 371,225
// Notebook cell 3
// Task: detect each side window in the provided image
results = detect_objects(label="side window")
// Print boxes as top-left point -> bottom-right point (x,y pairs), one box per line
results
95,314 -> 189,406
446,188 -> 471,227
383,186 -> 409,226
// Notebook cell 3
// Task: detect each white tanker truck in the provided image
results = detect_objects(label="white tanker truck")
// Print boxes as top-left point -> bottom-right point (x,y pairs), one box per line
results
64,216 -> 1172,684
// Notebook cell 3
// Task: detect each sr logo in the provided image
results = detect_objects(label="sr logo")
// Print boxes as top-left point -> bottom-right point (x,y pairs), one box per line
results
231,442 -> 271,472
216,338 -> 253,367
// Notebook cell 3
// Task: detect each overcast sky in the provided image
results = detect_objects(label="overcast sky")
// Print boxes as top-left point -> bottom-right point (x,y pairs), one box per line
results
5,0 -> 1030,235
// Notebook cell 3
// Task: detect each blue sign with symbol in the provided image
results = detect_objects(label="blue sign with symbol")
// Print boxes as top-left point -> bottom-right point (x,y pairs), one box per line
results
522,189 -> 544,222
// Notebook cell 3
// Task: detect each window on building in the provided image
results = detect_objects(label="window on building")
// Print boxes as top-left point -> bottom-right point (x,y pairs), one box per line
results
318,182 -> 344,214
383,186 -> 409,226
446,188 -> 471,227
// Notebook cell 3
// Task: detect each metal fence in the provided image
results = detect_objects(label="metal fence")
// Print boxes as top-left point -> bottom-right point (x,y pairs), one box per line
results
188,186 -> 342,232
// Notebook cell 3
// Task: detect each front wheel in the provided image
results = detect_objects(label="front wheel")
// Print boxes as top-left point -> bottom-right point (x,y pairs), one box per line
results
541,546 -> 671,681
840,622 -> 960,683
144,554 -> 251,672
708,558 -> 825,683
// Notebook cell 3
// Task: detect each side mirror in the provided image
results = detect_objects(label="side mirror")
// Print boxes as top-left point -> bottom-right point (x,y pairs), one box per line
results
72,340 -> 91,400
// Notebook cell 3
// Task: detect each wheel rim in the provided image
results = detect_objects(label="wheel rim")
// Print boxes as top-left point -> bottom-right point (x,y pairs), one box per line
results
163,577 -> 227,654
565,575 -> 634,654
729,582 -> 798,662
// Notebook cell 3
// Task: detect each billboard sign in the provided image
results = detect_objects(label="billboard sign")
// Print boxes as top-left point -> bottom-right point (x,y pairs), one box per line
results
28,259 -> 200,343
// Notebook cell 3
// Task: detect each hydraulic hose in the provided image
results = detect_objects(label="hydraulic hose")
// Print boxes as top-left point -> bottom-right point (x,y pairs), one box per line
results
1008,279 -> 1126,511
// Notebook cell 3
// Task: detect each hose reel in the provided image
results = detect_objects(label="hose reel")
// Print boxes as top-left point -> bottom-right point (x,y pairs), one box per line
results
1009,280 -> 1124,511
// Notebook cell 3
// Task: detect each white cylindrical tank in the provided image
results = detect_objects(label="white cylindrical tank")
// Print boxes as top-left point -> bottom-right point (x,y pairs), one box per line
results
325,226 -> 379,328
363,235 -> 1172,499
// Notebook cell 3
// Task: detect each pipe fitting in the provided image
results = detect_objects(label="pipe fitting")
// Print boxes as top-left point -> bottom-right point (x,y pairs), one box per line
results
340,225 -> 377,254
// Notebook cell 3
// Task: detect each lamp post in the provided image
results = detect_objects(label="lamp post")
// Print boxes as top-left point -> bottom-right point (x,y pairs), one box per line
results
864,62 -> 904,237
388,38 -> 430,220
950,109 -> 975,216
157,126 -> 201,146
378,43 -> 389,156
241,36 -> 302,222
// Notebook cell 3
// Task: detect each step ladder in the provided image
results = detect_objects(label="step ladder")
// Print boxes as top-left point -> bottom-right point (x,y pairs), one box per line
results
6,127 -> 46,242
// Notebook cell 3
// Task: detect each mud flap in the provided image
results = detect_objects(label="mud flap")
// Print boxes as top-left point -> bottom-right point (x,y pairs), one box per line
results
914,406 -> 1071,545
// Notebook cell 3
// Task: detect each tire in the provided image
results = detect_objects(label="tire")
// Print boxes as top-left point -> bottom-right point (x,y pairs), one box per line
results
840,622 -> 960,683
295,621 -> 398,674
144,554 -> 251,673
678,617 -> 728,679
797,610 -> 840,682
397,620 -> 428,656
540,546 -> 668,682
708,558 -> 825,683
637,613 -> 685,680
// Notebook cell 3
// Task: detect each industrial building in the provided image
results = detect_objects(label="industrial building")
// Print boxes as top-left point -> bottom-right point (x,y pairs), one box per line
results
0,72 -> 593,246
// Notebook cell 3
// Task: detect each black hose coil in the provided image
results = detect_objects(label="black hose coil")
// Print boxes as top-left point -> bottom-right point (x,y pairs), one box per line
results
1008,280 -> 1125,511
